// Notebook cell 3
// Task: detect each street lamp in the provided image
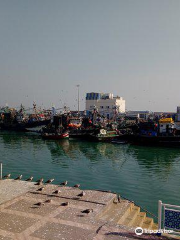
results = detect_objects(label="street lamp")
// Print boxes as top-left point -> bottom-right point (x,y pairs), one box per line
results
92,105 -> 98,125
76,85 -> 80,114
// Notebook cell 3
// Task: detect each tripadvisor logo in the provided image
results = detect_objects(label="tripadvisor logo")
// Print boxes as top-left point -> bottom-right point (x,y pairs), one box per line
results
135,227 -> 143,235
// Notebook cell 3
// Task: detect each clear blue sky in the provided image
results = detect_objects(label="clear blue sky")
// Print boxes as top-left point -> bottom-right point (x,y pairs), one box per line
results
0,0 -> 180,112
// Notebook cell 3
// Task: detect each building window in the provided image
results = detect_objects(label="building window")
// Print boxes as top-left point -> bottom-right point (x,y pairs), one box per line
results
100,106 -> 103,109
106,106 -> 109,109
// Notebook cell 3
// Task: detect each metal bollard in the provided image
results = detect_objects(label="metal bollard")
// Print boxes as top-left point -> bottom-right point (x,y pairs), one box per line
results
0,163 -> 2,180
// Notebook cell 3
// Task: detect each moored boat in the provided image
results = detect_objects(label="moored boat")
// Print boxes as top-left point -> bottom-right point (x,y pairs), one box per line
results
118,118 -> 180,147
0,105 -> 51,132
87,129 -> 119,142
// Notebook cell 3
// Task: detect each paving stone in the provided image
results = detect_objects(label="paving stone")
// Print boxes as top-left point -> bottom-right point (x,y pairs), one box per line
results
0,212 -> 37,233
0,180 -> 37,205
49,187 -> 87,200
90,191 -> 115,204
0,236 -> 12,240
70,190 -> 115,205
0,180 -> 174,240
104,232 -> 128,240
55,207 -> 105,226
31,222 -> 96,240
29,185 -> 76,197
29,186 -> 115,205
25,192 -> 104,210
70,199 -> 104,210
6,199 -> 60,217
31,184 -> 63,195
101,224 -> 174,240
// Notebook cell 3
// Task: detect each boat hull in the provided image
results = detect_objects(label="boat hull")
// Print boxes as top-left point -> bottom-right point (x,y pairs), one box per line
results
87,135 -> 118,142
0,119 -> 51,132
83,130 -> 119,142
42,132 -> 69,140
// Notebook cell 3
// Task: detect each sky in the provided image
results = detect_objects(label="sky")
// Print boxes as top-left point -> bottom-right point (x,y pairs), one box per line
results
0,0 -> 180,112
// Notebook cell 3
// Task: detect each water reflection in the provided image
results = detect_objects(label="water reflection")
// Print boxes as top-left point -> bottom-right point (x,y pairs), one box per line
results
45,139 -> 129,166
0,131 -> 43,149
128,145 -> 180,179
2,131 -> 179,179
42,140 -> 132,180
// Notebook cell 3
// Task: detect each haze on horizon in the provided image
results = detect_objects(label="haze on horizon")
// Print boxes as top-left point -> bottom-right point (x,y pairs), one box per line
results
0,0 -> 180,112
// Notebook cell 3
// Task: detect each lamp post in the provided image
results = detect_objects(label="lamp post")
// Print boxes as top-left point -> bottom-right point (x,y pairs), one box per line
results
76,85 -> 80,115
92,105 -> 98,125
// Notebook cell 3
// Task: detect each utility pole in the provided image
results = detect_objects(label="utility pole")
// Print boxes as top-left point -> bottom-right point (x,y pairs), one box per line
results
76,85 -> 80,114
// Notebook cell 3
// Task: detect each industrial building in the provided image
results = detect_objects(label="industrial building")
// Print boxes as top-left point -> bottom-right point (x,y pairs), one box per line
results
85,92 -> 125,118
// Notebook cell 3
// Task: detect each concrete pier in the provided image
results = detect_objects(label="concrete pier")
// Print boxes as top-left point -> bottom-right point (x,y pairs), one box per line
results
0,180 -> 177,240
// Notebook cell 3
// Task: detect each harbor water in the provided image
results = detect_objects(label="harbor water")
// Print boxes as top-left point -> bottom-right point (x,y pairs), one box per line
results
0,131 -> 180,218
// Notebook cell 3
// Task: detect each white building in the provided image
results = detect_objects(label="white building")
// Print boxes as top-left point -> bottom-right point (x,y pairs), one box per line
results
126,110 -> 153,120
86,92 -> 125,118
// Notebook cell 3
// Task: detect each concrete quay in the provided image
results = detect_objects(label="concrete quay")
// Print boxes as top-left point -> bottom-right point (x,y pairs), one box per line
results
0,179 -> 177,240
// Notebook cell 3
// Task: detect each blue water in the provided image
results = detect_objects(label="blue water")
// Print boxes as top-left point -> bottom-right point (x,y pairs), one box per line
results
1,131 -> 180,218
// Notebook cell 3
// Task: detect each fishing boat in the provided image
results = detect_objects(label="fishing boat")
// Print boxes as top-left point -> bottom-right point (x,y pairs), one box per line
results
118,118 -> 180,147
41,114 -> 70,140
0,113 -> 50,131
87,129 -> 119,142
0,106 -> 51,132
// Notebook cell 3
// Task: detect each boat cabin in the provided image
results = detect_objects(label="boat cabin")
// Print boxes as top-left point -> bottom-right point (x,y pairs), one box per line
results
159,118 -> 175,135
